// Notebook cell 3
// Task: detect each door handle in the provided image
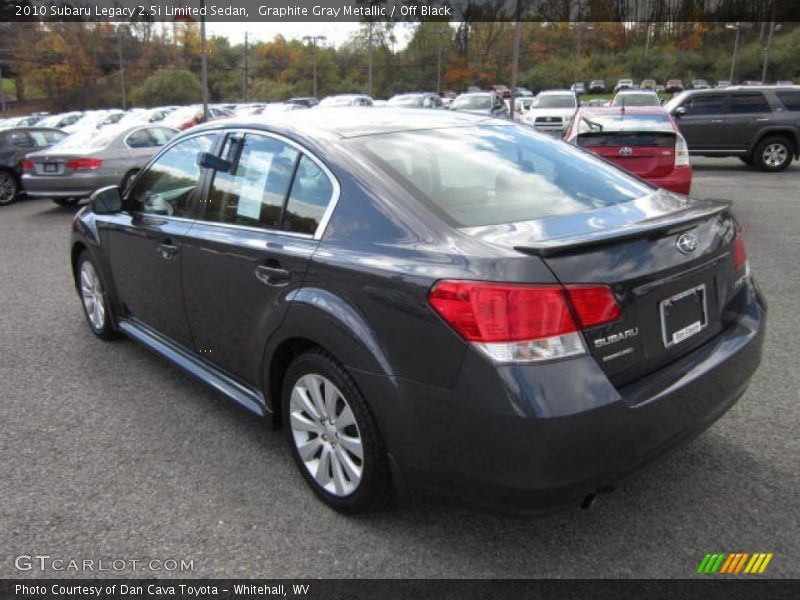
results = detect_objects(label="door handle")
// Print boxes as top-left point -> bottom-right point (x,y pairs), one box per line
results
754,117 -> 771,122
709,119 -> 724,124
255,265 -> 291,287
157,241 -> 179,259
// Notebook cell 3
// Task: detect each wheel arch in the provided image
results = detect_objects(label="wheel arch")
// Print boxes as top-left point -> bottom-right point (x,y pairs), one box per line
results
262,288 -> 396,420
750,128 -> 799,159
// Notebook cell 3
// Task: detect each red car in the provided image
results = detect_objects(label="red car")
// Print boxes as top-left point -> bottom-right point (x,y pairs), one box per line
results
564,106 -> 692,195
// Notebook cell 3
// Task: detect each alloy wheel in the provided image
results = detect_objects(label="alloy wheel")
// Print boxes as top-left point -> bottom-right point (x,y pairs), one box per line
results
80,261 -> 106,331
762,143 -> 788,169
0,172 -> 17,205
289,373 -> 364,497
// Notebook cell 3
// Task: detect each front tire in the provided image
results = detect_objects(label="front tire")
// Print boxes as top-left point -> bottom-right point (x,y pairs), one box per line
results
0,170 -> 19,206
77,253 -> 118,340
754,136 -> 793,172
52,197 -> 81,207
282,350 -> 391,513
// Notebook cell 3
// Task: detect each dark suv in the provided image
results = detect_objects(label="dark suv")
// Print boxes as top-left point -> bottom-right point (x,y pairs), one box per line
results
665,86 -> 800,171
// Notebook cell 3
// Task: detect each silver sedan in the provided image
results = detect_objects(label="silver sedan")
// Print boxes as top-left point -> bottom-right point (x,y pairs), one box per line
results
22,124 -> 177,207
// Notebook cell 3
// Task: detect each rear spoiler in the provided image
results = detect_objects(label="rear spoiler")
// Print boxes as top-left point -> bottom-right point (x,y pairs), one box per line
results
514,199 -> 732,257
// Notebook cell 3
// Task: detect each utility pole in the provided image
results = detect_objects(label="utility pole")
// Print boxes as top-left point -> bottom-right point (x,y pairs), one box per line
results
435,27 -> 449,96
200,0 -> 209,121
302,35 -> 326,98
0,64 -> 6,113
242,32 -> 248,102
117,26 -> 127,110
762,21 -> 779,84
367,21 -> 374,97
509,2 -> 521,121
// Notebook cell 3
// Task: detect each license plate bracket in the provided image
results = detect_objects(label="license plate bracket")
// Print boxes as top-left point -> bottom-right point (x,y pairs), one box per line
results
660,284 -> 708,348
43,163 -> 58,173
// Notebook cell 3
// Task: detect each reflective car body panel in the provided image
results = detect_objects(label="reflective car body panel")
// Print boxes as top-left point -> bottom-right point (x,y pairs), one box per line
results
70,108 -> 764,513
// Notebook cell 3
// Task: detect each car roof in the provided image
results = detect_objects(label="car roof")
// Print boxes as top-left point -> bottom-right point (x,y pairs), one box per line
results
193,107 -> 504,139
0,126 -> 66,133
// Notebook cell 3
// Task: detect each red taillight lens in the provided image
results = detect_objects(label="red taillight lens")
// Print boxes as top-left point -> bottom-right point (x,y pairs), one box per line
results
733,230 -> 747,270
565,285 -> 622,329
66,158 -> 103,170
427,281 -> 621,345
427,281 -> 578,343
22,159 -> 35,171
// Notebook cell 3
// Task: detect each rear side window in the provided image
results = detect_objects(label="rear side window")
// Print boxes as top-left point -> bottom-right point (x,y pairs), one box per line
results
776,91 -> 800,111
29,130 -> 66,146
682,94 -> 725,115
351,125 -> 651,228
728,93 -> 770,114
3,131 -> 32,147
205,133 -> 299,229
283,155 -> 334,235
126,129 -> 153,148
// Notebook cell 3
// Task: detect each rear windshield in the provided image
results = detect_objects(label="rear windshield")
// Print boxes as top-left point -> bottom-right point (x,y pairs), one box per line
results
534,95 -> 576,108
51,128 -> 120,150
612,93 -> 660,106
452,95 -> 491,110
350,125 -> 651,227
578,132 -> 676,148
389,95 -> 424,107
576,113 -> 672,134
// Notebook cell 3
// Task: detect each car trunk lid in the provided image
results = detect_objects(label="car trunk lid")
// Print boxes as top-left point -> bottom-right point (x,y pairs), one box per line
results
461,193 -> 744,386
577,131 -> 676,178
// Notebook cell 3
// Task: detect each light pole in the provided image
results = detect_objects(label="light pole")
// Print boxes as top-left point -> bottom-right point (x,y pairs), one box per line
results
116,25 -> 127,110
200,0 -> 209,121
726,22 -> 752,84
302,35 -> 326,98
242,32 -> 248,102
367,22 -> 373,97
761,22 -> 780,84
0,63 -> 6,113
509,1 -> 521,121
574,23 -> 593,86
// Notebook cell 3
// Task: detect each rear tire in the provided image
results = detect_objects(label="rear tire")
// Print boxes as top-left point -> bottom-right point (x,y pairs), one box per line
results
282,349 -> 391,513
52,197 -> 81,207
76,252 -> 119,340
753,136 -> 793,172
0,170 -> 18,206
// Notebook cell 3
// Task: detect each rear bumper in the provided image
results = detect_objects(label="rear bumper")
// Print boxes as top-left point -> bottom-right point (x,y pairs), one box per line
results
22,172 -> 117,198
650,165 -> 692,195
354,279 -> 765,514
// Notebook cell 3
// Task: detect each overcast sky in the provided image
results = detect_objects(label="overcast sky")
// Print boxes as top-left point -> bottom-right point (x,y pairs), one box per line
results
205,22 -> 416,49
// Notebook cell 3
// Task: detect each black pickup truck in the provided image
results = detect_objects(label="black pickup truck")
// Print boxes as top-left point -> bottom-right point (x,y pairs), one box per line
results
665,86 -> 800,171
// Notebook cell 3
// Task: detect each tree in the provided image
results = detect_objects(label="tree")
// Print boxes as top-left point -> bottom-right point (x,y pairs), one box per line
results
131,69 -> 201,106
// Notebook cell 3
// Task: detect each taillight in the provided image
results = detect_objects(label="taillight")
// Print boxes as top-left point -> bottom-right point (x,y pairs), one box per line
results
733,229 -> 748,270
66,158 -> 103,170
22,159 -> 35,171
674,135 -> 691,167
427,281 -> 621,363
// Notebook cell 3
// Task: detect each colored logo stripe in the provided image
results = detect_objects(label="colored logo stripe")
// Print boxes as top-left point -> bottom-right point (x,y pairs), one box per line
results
698,552 -> 773,574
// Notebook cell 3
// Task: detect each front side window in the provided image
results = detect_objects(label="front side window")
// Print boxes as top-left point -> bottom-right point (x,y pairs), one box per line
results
728,93 -> 770,114
350,125 -> 651,228
127,133 -> 217,217
205,134 -> 299,229
682,94 -> 725,115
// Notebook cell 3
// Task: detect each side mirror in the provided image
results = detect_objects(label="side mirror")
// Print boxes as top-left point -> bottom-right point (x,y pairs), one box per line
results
197,151 -> 231,172
90,185 -> 123,214
674,106 -> 687,118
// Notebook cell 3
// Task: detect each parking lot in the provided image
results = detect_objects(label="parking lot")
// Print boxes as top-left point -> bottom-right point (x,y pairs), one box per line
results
0,157 -> 798,579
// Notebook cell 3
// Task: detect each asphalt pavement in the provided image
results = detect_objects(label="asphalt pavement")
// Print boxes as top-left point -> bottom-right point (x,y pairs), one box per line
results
1,157 -> 797,578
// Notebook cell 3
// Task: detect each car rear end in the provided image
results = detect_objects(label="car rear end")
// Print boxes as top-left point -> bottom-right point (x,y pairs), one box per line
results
342,122 -> 763,513
21,130 -> 122,198
569,108 -> 692,194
